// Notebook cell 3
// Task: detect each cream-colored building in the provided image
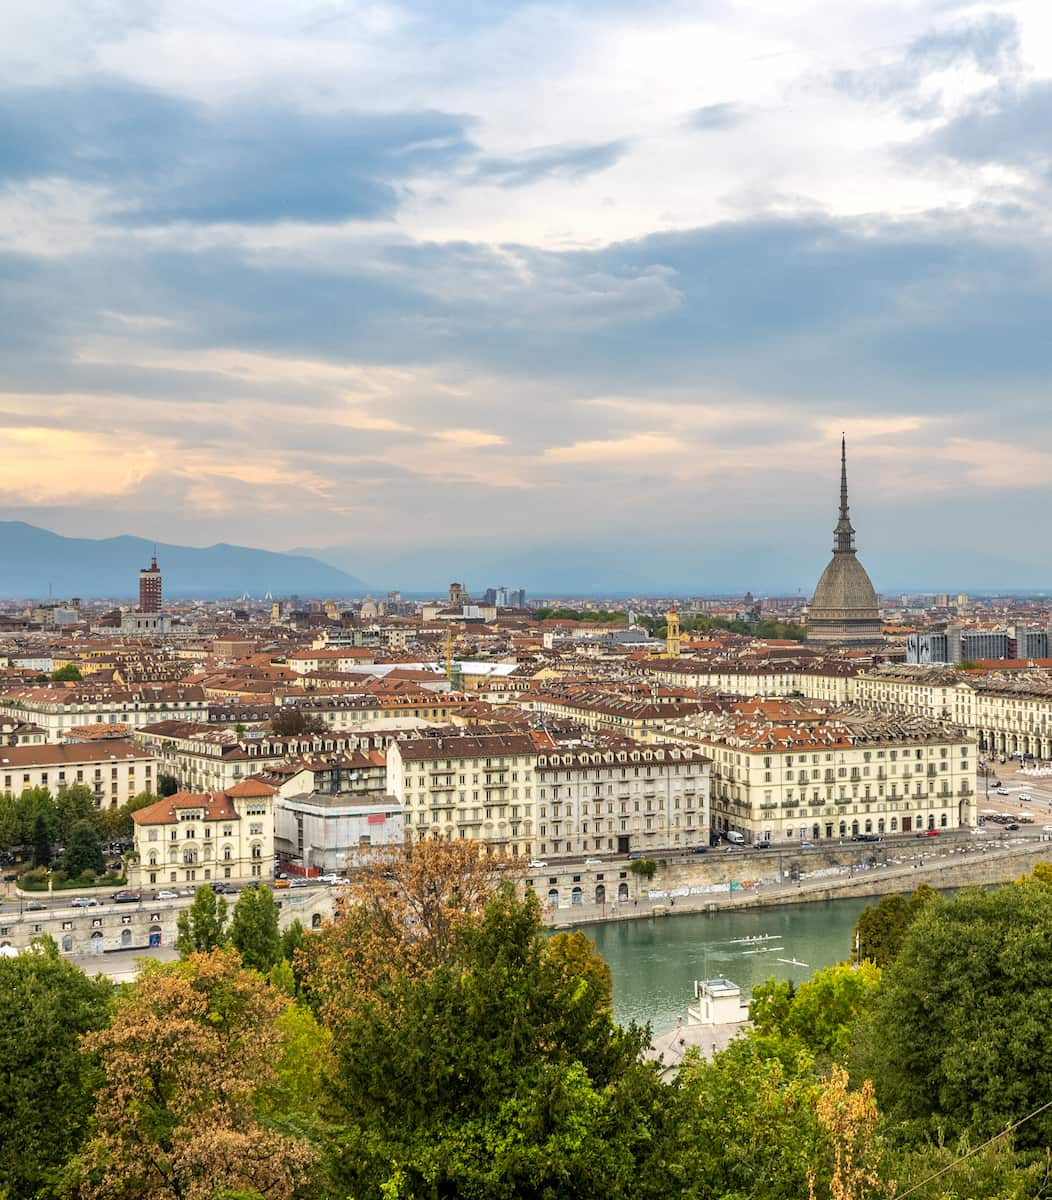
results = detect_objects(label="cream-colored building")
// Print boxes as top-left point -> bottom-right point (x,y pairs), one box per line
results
0,741 -> 157,809
663,699 -> 976,843
0,685 -> 208,742
535,743 -> 709,859
387,731 -> 538,857
128,779 -> 277,888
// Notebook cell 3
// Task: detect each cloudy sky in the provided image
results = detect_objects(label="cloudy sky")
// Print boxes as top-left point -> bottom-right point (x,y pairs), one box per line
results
3,0 -> 1052,593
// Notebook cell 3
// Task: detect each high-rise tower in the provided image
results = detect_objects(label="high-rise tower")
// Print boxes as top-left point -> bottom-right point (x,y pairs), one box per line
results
139,552 -> 162,613
805,438 -> 882,647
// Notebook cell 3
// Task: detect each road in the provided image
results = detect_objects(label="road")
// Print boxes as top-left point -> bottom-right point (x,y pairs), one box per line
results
0,881 -> 334,915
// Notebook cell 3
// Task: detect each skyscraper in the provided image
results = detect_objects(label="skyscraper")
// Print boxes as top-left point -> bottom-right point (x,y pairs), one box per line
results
139,553 -> 162,612
806,438 -> 883,647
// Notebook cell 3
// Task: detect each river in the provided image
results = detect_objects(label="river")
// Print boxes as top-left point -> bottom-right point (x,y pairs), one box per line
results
582,896 -> 877,1034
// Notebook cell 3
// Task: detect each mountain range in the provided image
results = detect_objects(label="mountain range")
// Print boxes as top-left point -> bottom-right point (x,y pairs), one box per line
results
0,522 -> 366,601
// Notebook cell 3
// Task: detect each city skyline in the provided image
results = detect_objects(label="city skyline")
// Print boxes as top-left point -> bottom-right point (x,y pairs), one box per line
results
4,2 -> 1052,588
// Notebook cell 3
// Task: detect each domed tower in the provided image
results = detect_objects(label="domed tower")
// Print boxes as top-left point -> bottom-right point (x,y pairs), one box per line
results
806,437 -> 883,647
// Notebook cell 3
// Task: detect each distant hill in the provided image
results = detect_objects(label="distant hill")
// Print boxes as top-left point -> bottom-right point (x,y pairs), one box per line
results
0,522 -> 367,600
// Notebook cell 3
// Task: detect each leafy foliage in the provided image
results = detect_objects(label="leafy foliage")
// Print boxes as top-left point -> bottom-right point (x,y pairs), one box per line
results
75,949 -> 320,1199
0,939 -> 112,1197
859,880 -> 1052,1147
852,884 -> 939,967
176,885 -> 228,955
65,818 -> 104,877
229,884 -> 281,973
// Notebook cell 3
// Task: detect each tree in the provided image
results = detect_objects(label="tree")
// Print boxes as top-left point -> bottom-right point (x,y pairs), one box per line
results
852,885 -> 938,967
51,663 -> 83,682
176,886 -> 228,955
75,949 -> 319,1200
321,886 -> 665,1200
0,938 -> 112,1197
17,785 -> 56,845
65,819 -> 105,877
859,878 -> 1052,1147
158,773 -> 180,797
55,782 -> 97,846
32,811 -> 52,867
100,790 -> 160,842
270,708 -> 327,737
0,790 -> 18,849
229,884 -> 281,974
301,839 -> 512,1025
629,857 -> 657,882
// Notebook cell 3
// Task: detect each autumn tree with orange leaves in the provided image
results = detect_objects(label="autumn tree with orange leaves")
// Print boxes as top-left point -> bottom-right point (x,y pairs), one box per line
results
73,948 -> 321,1200
300,837 -> 513,1026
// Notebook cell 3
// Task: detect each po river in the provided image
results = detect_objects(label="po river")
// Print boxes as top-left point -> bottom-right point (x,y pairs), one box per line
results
582,897 -> 876,1034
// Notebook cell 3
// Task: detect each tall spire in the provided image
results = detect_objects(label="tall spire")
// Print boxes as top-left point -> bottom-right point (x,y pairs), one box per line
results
833,433 -> 856,554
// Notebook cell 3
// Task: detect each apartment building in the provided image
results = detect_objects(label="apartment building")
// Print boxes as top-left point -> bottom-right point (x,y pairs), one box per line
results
128,778 -> 277,888
534,743 -> 709,859
0,741 -> 157,809
387,732 -> 538,856
666,700 -> 976,844
0,685 -> 209,741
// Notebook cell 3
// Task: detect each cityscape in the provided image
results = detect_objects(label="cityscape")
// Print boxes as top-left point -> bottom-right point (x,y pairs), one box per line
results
5,1 -> 1052,1198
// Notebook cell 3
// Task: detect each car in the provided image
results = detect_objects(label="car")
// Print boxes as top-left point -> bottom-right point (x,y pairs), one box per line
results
24,899 -> 47,911
725,845 -> 740,853
1006,821 -> 1020,831
155,889 -> 179,900
273,879 -> 290,888
527,859 -> 548,869
112,890 -> 141,903
584,857 -> 603,866
1018,793 -> 1033,803
689,845 -> 708,854
211,882 -> 239,894
70,896 -> 102,908
275,871 -> 289,880
317,873 -> 341,884
799,841 -> 815,849
851,833 -> 880,842
754,839 -> 771,850
289,878 -> 308,888
995,788 -> 1010,796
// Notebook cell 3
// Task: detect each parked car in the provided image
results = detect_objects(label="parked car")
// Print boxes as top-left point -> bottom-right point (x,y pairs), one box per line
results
754,839 -> 771,849
70,896 -> 102,908
155,889 -> 179,900
584,857 -> 603,866
211,883 -> 238,894
852,833 -> 881,842
112,890 -> 141,903
527,859 -> 548,869
690,845 -> 708,854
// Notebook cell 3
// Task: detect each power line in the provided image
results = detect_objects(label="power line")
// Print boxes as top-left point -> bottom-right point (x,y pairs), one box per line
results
895,1097 -> 1052,1200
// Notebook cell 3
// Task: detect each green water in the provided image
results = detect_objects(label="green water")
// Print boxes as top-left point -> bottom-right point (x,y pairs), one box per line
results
583,897 -> 877,1034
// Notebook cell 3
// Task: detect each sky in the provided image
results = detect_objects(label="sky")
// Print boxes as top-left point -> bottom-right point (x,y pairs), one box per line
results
3,0 -> 1052,593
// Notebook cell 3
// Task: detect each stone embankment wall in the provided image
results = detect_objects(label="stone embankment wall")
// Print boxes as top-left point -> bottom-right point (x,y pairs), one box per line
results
544,834 -> 1052,929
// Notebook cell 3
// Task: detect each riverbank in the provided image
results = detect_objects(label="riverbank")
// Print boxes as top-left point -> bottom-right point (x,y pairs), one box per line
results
545,838 -> 1050,929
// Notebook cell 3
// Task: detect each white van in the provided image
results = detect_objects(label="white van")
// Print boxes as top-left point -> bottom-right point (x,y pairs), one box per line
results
724,830 -> 745,845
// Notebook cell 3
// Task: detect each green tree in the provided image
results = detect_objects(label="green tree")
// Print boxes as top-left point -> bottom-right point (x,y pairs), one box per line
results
65,818 -> 104,877
860,879 -> 1052,1147
55,782 -> 97,845
271,708 -> 327,737
0,790 -> 18,848
852,885 -> 939,967
51,663 -> 83,682
17,785 -> 55,845
158,773 -> 180,797
176,885 -> 229,955
32,811 -> 53,867
319,886 -> 666,1199
628,858 -> 657,882
0,938 -> 112,1197
229,884 -> 282,974
99,790 -> 159,842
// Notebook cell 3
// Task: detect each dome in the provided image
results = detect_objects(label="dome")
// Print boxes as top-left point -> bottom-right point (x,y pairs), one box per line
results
805,437 -> 883,647
811,553 -> 878,614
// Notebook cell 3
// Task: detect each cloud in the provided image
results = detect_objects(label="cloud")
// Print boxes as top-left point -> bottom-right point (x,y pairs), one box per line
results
544,433 -> 679,463
471,139 -> 629,188
0,79 -> 476,224
687,103 -> 747,132
432,428 -> 506,447
833,13 -> 1020,112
